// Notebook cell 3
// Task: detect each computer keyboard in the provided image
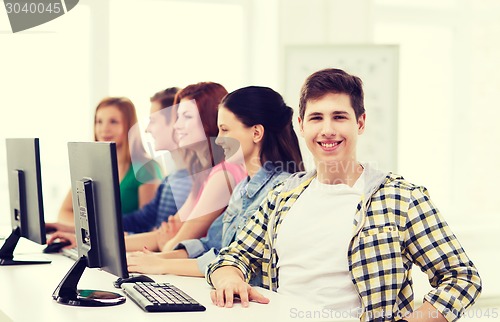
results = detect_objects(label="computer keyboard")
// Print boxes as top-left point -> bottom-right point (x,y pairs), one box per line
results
121,282 -> 206,312
61,247 -> 79,261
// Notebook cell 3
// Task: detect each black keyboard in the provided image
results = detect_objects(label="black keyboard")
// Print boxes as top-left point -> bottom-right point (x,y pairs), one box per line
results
121,282 -> 206,312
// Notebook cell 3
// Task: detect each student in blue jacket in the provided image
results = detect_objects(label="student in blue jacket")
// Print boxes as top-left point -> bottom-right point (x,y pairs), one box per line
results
127,86 -> 304,277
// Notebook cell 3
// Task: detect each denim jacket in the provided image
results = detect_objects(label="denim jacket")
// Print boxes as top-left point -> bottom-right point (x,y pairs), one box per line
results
175,162 -> 290,276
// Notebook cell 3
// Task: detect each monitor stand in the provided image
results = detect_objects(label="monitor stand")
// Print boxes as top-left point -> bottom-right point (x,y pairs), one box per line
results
52,256 -> 125,307
0,227 -> 51,265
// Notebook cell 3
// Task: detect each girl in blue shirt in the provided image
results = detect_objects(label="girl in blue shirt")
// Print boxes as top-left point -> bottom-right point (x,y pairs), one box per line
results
127,86 -> 304,277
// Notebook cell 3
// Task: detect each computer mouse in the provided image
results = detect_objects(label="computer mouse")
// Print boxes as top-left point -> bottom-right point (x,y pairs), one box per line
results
43,240 -> 72,254
113,275 -> 155,288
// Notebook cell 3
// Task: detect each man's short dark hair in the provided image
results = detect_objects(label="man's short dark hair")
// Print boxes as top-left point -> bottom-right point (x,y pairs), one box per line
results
150,87 -> 181,109
299,68 -> 365,120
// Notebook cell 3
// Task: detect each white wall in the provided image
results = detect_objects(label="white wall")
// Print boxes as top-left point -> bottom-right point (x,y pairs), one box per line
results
270,0 -> 500,304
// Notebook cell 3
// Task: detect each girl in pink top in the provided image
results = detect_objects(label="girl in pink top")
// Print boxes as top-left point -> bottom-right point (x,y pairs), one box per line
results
125,82 -> 246,252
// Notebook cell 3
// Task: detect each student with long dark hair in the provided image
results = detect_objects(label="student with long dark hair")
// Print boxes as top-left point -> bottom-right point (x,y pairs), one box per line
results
127,86 -> 304,277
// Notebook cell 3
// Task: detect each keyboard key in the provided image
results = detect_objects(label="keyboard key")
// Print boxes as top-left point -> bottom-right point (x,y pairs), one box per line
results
121,282 -> 206,312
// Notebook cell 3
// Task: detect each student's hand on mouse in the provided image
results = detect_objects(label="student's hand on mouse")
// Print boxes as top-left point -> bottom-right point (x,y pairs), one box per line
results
47,231 -> 77,249
127,254 -> 168,275
210,266 -> 270,308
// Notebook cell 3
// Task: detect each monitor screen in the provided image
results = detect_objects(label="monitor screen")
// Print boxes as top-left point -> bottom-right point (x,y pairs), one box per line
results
52,142 -> 128,306
0,138 -> 50,265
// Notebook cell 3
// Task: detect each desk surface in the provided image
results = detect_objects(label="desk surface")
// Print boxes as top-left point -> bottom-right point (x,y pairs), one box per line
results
0,236 -> 357,322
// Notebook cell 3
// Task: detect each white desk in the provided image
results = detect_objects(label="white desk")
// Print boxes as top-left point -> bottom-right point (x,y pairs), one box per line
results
0,236 -> 357,322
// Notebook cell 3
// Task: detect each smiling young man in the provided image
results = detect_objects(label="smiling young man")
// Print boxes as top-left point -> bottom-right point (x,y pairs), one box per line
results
206,69 -> 482,322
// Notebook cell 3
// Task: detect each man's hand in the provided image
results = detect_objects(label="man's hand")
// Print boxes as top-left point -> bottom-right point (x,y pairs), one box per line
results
210,266 -> 270,308
127,253 -> 168,274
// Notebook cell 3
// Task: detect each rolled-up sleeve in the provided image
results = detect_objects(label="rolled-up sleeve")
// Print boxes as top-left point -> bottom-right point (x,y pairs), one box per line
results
406,187 -> 482,322
196,248 -> 217,274
174,213 -> 224,261
174,239 -> 206,258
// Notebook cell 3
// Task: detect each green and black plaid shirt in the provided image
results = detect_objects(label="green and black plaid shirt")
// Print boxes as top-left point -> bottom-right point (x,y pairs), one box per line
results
207,165 -> 482,322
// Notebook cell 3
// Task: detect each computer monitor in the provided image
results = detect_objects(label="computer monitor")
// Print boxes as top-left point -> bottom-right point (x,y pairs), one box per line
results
0,138 -> 50,265
52,142 -> 128,307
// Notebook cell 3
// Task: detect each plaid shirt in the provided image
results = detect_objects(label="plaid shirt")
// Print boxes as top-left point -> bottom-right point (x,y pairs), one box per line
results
207,164 -> 482,322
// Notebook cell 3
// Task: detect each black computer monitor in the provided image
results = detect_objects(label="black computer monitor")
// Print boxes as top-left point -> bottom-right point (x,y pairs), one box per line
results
0,138 -> 50,265
52,142 -> 128,307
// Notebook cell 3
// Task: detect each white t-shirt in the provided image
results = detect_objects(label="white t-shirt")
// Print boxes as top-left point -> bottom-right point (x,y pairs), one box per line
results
276,171 -> 365,313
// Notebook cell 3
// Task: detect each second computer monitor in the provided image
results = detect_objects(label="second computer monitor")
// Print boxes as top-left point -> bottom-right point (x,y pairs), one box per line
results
69,141 -> 128,278
52,142 -> 128,306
